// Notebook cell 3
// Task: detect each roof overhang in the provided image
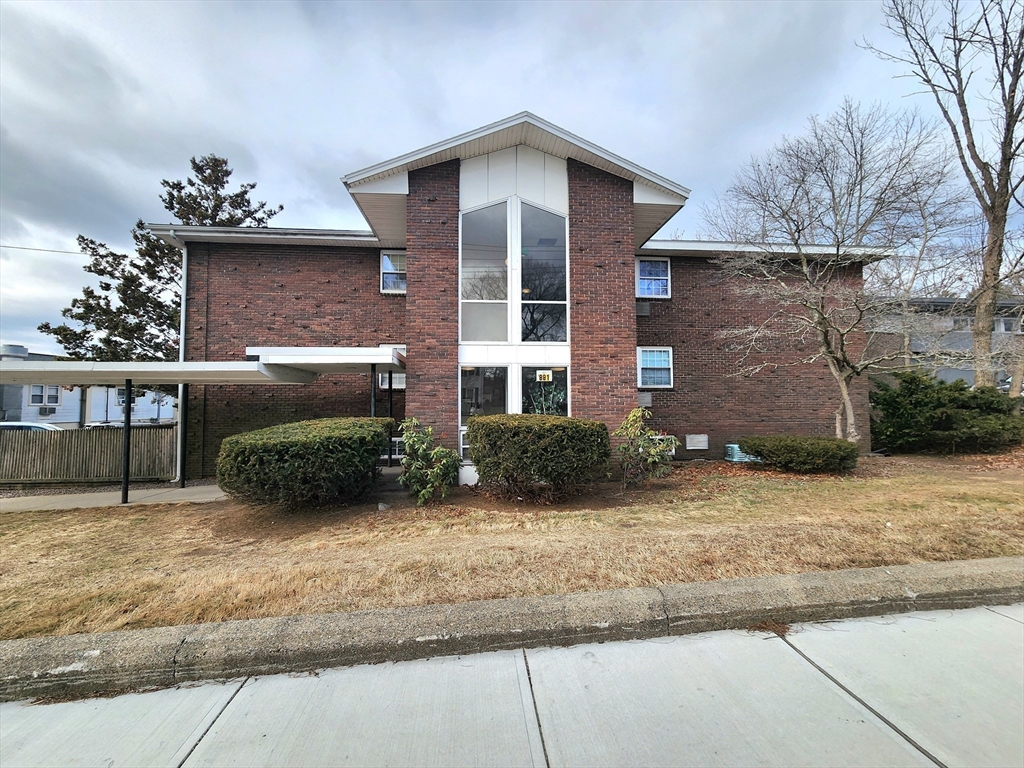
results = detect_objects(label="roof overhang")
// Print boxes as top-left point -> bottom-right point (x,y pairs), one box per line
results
0,348 -> 406,386
638,239 -> 892,263
148,226 -> 396,251
343,112 -> 691,248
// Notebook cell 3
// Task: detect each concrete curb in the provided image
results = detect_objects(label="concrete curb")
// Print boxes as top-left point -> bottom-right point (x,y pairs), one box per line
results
3,556 -> 1021,702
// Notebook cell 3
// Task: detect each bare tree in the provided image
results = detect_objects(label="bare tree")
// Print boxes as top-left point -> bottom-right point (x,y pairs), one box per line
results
702,101 -> 964,443
865,0 -> 1024,387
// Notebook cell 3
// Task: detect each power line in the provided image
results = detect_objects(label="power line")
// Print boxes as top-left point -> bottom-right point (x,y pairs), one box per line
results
0,244 -> 82,255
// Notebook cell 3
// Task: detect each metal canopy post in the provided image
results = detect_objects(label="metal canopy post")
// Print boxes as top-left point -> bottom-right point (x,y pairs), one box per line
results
121,378 -> 132,504
178,383 -> 189,489
387,370 -> 394,467
370,363 -> 377,417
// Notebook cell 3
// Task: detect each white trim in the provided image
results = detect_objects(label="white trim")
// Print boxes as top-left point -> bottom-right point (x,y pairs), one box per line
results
637,347 -> 674,389
637,239 -> 891,260
342,112 -> 691,202
635,256 -> 671,299
380,250 -> 407,294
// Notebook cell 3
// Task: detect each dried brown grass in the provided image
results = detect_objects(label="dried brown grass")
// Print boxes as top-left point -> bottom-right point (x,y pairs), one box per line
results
1,455 -> 1021,640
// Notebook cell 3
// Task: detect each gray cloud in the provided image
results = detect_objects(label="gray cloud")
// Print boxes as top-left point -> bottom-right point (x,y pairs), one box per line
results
1,0 -> 929,350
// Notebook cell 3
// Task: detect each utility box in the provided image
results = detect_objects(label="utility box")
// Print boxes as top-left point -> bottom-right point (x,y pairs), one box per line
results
724,444 -> 759,463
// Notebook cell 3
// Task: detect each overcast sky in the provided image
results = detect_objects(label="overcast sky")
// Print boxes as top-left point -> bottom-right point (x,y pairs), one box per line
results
1,0 -> 927,354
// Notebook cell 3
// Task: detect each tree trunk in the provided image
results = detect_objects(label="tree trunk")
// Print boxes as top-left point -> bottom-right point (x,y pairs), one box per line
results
835,373 -> 860,444
973,213 -> 1007,388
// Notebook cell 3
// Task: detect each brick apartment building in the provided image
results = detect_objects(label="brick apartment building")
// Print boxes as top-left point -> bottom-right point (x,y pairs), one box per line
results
150,113 -> 870,479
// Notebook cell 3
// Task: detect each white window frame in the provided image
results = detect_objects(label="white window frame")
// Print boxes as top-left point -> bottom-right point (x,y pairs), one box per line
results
377,344 -> 407,389
458,197 -> 570,346
637,347 -> 674,389
635,257 -> 671,299
994,317 -> 1022,333
380,251 -> 407,295
29,385 -> 61,406
116,387 -> 137,407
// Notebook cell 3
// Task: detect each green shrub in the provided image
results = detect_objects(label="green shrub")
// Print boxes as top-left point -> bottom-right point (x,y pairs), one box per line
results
612,408 -> 680,488
216,417 -> 394,507
467,414 -> 610,500
398,418 -> 461,506
870,371 -> 1024,454
737,435 -> 859,473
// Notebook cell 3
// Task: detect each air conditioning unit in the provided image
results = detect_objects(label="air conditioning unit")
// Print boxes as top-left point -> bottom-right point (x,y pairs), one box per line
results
724,444 -> 759,463
38,407 -> 56,416
636,302 -> 651,317
652,435 -> 677,456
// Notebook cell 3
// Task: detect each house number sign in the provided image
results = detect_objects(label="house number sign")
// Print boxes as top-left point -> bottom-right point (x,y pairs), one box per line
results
536,370 -> 553,382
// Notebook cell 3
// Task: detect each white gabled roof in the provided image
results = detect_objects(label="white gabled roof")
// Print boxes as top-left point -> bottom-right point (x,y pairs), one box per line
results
343,112 -> 691,200
344,112 -> 690,247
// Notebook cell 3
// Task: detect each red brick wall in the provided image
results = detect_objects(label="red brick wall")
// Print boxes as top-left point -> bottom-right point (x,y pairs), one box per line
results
636,257 -> 871,456
403,160 -> 461,449
183,242 -> 406,477
567,160 -> 638,433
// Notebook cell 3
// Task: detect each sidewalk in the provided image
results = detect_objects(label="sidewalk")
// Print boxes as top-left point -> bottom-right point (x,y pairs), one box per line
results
0,484 -> 226,512
3,604 -> 1022,767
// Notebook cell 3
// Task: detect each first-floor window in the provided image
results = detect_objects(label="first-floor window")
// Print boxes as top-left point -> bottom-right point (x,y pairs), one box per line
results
638,347 -> 673,388
381,251 -> 407,294
116,388 -> 137,406
30,385 -> 60,406
521,367 -> 568,416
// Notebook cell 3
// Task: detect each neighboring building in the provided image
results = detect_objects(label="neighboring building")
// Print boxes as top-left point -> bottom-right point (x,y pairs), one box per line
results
0,345 -> 176,428
149,113 -> 873,479
868,298 -> 1024,390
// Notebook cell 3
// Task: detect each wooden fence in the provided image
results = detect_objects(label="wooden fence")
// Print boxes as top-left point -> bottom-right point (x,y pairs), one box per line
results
0,425 -> 177,484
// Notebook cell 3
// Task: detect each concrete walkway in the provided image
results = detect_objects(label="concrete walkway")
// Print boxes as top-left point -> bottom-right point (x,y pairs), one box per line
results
0,484 -> 226,512
3,604 -> 1022,767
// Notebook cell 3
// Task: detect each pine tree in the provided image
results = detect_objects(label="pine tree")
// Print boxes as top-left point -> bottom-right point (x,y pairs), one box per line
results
39,155 -> 282,361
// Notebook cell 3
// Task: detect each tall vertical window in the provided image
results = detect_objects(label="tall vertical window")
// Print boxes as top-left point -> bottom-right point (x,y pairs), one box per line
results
381,252 -> 407,293
520,203 -> 567,342
461,203 -> 508,342
636,257 -> 670,298
638,347 -> 673,388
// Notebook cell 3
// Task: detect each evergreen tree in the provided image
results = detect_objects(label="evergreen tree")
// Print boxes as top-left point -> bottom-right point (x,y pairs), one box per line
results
39,155 -> 282,361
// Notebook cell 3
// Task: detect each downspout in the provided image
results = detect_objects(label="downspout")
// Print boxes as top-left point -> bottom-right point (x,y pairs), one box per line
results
175,240 -> 188,485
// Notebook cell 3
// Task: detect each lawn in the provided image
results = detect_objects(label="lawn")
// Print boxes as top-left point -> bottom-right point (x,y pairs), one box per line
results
1,453 -> 1021,640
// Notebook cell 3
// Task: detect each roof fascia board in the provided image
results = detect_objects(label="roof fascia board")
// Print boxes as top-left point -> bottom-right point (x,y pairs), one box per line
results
147,225 -> 380,249
638,239 -> 891,261
343,112 -> 691,202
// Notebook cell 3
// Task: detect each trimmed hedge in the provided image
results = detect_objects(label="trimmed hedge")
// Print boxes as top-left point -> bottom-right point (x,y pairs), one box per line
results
217,417 -> 394,507
737,435 -> 859,474
871,371 -> 1024,454
467,414 -> 610,500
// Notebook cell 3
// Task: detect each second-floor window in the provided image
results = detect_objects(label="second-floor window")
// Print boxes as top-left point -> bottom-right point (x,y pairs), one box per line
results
636,257 -> 670,298
638,347 -> 673,388
460,198 -> 567,344
381,252 -> 407,294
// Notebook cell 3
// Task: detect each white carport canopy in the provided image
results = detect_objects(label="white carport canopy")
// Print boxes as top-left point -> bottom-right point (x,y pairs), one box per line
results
0,347 -> 406,503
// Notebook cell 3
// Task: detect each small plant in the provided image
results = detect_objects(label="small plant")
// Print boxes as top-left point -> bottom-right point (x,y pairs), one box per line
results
398,418 -> 461,506
612,408 -> 680,488
737,435 -> 859,474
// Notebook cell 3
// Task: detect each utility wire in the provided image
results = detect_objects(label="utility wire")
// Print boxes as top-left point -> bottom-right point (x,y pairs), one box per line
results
0,244 -> 82,255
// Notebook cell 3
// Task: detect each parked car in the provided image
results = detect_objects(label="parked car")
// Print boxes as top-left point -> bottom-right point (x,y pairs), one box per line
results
0,422 -> 64,432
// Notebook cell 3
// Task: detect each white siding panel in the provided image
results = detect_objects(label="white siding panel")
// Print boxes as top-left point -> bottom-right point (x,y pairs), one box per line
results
516,146 -> 546,207
544,155 -> 568,214
488,148 -> 517,201
460,155 -> 488,210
